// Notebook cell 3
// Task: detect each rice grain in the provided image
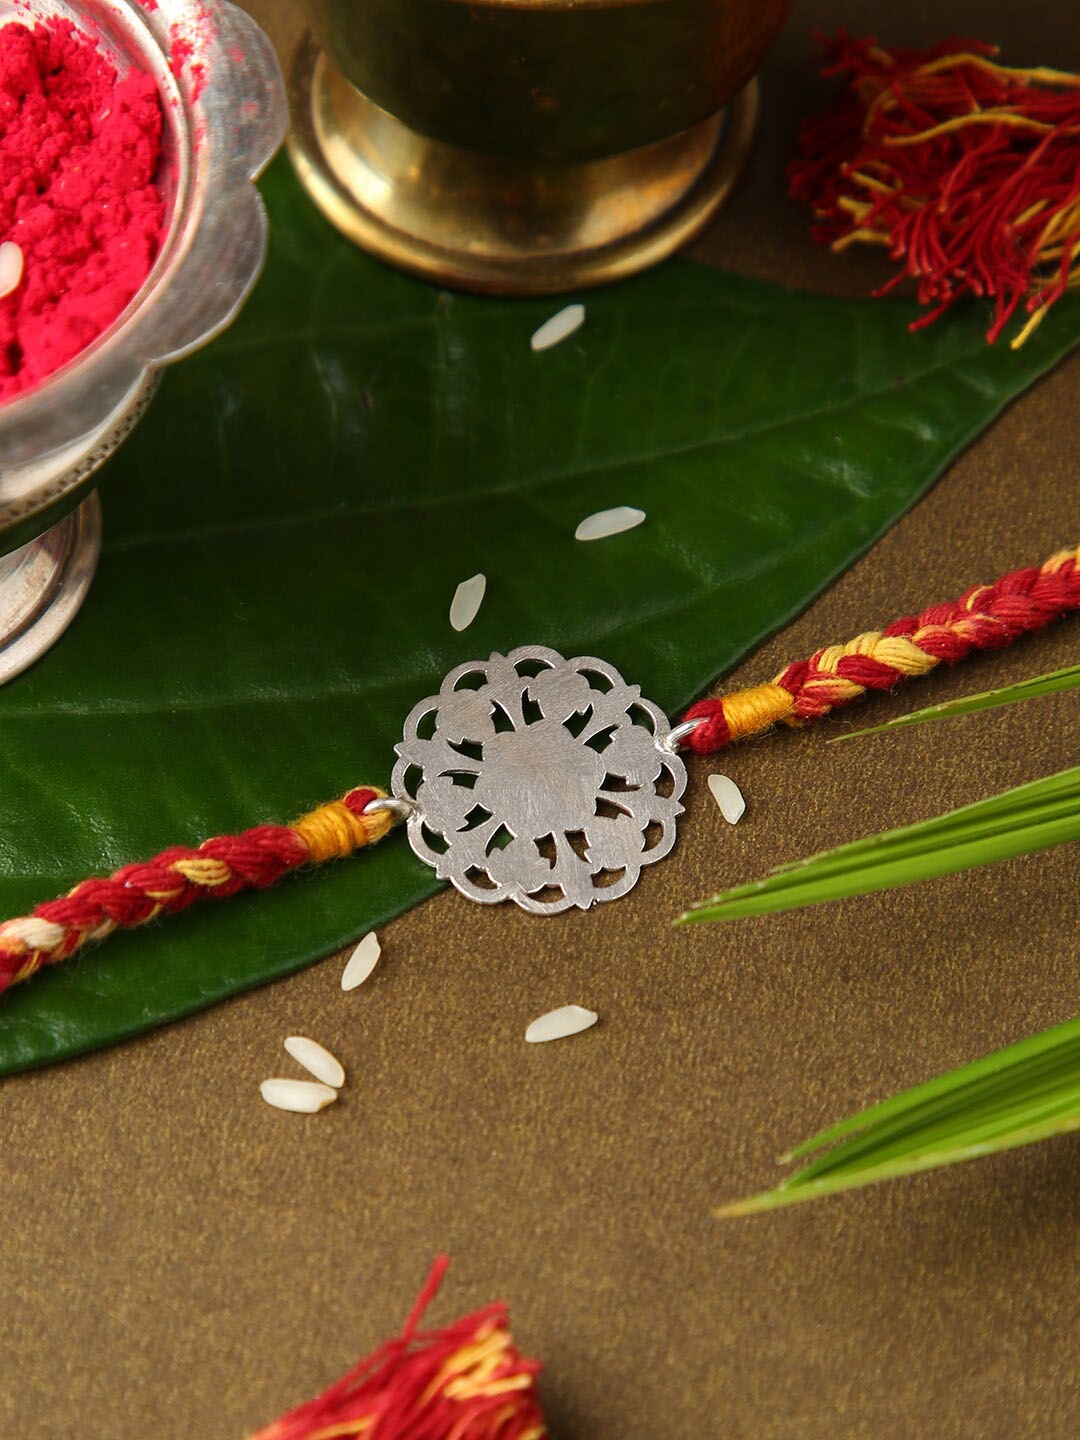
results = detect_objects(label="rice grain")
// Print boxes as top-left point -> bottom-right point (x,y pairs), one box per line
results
525,1004 -> 598,1044
574,506 -> 646,542
530,303 -> 585,352
260,1078 -> 338,1113
284,1035 -> 346,1088
0,242 -> 23,299
450,573 -> 486,632
342,930 -> 381,990
708,772 -> 746,824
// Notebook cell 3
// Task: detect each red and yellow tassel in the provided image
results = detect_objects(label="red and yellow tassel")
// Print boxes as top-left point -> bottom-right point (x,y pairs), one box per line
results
788,31 -> 1080,345
247,1257 -> 546,1440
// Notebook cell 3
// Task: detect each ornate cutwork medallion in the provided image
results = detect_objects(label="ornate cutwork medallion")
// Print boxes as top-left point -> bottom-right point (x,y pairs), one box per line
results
391,645 -> 687,912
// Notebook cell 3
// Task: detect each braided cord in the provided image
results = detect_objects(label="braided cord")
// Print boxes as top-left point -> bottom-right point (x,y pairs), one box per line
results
0,786 -> 397,996
683,546 -> 1080,754
1,547 -> 1076,995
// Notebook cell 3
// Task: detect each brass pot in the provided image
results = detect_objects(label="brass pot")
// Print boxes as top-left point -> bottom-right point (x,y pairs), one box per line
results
288,0 -> 790,293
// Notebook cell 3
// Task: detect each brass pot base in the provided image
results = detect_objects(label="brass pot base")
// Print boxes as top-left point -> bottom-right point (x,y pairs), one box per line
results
287,33 -> 758,295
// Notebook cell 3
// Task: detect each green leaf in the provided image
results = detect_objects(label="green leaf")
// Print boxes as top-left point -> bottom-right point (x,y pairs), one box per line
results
679,766 -> 1080,924
0,154 -> 1076,1074
718,1014 -> 1080,1216
830,662 -> 1080,742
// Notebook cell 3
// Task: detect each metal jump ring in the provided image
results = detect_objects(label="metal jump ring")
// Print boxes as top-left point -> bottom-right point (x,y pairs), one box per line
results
363,796 -> 417,821
659,718 -> 704,753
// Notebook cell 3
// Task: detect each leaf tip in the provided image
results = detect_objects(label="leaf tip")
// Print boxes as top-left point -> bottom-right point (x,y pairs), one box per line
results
713,1192 -> 774,1219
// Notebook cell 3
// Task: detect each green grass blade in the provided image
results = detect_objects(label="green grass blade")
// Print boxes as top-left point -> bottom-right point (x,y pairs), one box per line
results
788,1069 -> 1080,1185
717,1015 -> 1080,1217
784,1020 -> 1080,1161
768,767 -> 1080,877
718,1111 -> 1080,1216
678,765 -> 1080,923
829,663 -> 1080,742
762,792 -> 1079,889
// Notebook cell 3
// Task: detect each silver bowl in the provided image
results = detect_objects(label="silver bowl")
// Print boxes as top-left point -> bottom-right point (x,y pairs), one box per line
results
0,0 -> 287,682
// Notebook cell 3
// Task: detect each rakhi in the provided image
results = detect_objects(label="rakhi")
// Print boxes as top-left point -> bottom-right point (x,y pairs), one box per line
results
0,544 -> 1076,995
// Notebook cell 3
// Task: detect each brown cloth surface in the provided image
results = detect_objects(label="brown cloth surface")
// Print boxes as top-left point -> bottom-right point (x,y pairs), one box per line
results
2,3 -> 1078,1437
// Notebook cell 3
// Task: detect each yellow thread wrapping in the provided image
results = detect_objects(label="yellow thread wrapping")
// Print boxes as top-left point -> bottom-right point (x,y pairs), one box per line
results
290,790 -> 397,864
292,801 -> 372,863
143,888 -> 185,905
813,643 -> 846,673
722,683 -> 795,738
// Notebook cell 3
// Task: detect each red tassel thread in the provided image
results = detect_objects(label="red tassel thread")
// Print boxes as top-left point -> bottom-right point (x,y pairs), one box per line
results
248,1257 -> 547,1440
788,31 -> 1080,345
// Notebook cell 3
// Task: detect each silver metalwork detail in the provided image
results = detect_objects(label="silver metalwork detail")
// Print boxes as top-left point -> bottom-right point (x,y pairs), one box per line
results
391,645 -> 687,913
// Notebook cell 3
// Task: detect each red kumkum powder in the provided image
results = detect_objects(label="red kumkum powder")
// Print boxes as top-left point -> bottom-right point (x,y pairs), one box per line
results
0,18 -> 165,401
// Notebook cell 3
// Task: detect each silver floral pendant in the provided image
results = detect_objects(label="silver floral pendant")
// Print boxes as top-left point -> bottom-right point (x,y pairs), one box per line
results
390,645 -> 687,913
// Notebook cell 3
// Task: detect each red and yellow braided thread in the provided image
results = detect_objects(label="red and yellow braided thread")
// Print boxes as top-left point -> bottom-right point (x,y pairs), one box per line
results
0,786 -> 396,997
248,1255 -> 547,1440
683,545 -> 1080,754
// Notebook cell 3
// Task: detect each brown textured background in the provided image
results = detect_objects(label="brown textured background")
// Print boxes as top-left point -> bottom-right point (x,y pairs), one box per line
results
2,2 -> 1078,1436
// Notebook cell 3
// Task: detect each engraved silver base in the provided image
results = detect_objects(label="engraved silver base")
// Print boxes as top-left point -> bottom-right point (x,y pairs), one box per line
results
392,645 -> 687,912
0,493 -> 102,686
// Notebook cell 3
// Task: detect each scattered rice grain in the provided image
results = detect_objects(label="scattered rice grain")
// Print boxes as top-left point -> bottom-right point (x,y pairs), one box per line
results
284,1035 -> 346,1089
530,302 -> 585,352
525,1004 -> 598,1044
342,930 -> 381,990
450,573 -> 486,632
574,506 -> 646,542
260,1077 -> 338,1113
0,242 -> 23,299
708,772 -> 746,824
